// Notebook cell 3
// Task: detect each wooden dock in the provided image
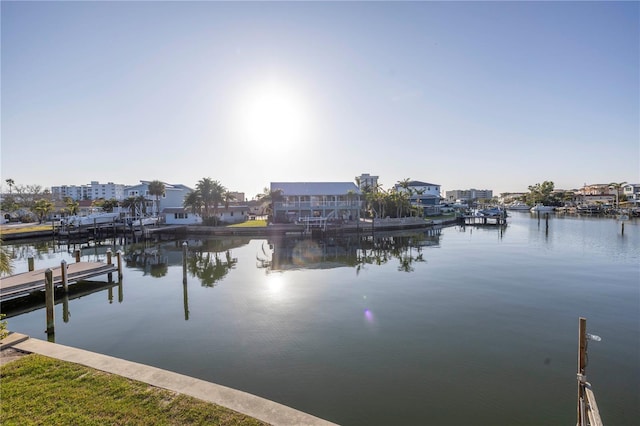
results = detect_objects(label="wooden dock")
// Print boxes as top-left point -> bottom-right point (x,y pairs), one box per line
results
462,215 -> 507,226
0,262 -> 118,302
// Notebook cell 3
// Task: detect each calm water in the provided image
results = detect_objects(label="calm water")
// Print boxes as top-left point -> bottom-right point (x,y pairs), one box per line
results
3,213 -> 639,425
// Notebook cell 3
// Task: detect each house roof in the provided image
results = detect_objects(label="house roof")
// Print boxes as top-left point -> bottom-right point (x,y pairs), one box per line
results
397,181 -> 440,187
271,182 -> 361,196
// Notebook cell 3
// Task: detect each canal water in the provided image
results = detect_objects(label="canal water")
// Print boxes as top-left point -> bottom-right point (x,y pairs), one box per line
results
3,213 -> 639,425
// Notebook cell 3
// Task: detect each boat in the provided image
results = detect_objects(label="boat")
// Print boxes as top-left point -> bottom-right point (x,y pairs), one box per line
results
506,201 -> 530,211
472,207 -> 504,217
63,212 -> 121,227
530,204 -> 555,213
127,216 -> 159,228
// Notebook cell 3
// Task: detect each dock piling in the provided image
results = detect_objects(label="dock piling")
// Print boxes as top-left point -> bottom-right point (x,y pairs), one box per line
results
106,249 -> 113,282
28,257 -> 35,271
116,251 -> 123,279
45,269 -> 55,336
61,260 -> 68,292
75,249 -> 81,263
182,241 -> 188,284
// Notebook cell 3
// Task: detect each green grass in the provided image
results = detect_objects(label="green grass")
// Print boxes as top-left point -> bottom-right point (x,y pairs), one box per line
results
227,219 -> 268,228
0,354 -> 268,426
0,225 -> 53,235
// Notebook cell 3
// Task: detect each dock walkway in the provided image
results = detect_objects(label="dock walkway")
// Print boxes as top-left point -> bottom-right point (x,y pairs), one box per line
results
0,262 -> 118,302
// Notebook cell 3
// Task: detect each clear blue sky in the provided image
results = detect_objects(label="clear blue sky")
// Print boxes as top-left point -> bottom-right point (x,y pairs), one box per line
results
2,1 -> 638,198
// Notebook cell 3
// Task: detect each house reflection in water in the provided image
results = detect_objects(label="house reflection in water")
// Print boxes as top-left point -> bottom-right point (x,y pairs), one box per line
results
260,229 -> 441,273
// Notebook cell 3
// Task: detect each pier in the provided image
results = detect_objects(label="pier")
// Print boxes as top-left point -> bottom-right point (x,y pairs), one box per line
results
462,215 -> 507,226
0,256 -> 121,302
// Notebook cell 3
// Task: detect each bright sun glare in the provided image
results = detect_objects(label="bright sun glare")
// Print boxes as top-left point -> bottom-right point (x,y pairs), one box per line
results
235,81 -> 309,155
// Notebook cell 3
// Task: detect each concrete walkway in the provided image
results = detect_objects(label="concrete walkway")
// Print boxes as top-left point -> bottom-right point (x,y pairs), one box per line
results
1,333 -> 338,426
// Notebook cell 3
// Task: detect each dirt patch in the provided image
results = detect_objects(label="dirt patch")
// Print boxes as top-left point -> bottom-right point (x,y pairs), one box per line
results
0,347 -> 29,366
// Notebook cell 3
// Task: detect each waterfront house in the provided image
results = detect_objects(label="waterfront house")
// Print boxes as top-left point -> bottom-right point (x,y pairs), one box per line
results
163,208 -> 203,225
622,183 -> 640,202
270,182 -> 361,223
125,181 -> 193,216
215,205 -> 250,224
395,181 -> 442,216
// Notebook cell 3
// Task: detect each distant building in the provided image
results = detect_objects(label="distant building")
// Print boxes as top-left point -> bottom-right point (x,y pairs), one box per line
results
577,184 -> 614,196
445,189 -> 493,203
357,173 -> 379,191
394,181 -> 441,215
51,181 -> 126,201
228,191 -> 245,203
270,182 -> 361,223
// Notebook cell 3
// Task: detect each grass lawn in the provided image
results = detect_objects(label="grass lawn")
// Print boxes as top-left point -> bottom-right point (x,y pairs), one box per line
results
0,354 -> 267,426
227,219 -> 267,228
0,225 -> 53,235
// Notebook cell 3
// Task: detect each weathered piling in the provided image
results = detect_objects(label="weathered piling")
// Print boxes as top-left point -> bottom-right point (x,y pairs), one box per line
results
182,241 -> 188,285
28,257 -> 34,272
75,249 -> 81,263
116,250 -> 123,279
60,260 -> 68,292
45,269 -> 55,336
107,249 -> 113,282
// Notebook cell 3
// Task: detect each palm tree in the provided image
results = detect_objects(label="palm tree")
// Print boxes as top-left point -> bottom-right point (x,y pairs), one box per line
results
64,196 -> 79,216
32,199 -> 54,223
210,181 -> 226,221
148,180 -> 166,216
183,190 -> 203,215
223,191 -> 236,210
257,187 -> 283,219
5,178 -> 14,195
608,182 -> 627,209
121,197 -> 137,217
196,178 -> 215,219
0,237 -> 13,275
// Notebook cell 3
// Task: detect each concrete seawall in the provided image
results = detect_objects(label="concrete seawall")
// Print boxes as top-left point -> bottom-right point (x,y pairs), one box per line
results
1,332 -> 338,426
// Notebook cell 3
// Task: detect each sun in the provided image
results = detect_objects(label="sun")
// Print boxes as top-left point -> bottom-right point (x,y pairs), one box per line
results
234,80 -> 310,154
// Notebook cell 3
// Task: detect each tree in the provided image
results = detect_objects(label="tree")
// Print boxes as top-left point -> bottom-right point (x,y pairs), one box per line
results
148,180 -> 166,216
5,178 -> 14,194
257,187 -> 283,219
0,237 -> 13,275
183,190 -> 203,214
64,197 -> 79,216
223,191 -> 236,210
527,181 -> 555,205
608,182 -> 627,209
32,199 -> 54,223
196,178 -> 216,219
95,198 -> 119,213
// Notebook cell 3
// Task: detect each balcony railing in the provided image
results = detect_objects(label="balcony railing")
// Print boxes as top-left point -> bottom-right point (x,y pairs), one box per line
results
274,201 -> 360,209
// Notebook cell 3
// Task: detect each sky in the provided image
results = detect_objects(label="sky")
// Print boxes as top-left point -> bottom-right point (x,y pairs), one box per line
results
1,1 -> 638,199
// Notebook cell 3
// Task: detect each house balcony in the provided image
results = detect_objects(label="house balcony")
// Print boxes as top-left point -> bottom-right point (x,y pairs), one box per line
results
274,201 -> 361,209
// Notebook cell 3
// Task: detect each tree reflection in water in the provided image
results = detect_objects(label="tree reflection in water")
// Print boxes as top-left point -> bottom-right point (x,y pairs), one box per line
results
187,250 -> 238,287
260,230 -> 439,273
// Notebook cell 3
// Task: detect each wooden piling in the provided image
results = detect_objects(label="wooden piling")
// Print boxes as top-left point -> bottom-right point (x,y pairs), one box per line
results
621,222 -> 624,235
182,241 -> 188,284
116,251 -> 123,279
45,269 -> 55,335
28,257 -> 35,271
577,317 -> 587,426
62,294 -> 70,323
118,279 -> 123,303
75,249 -> 81,263
106,249 -> 113,282
60,260 -> 68,292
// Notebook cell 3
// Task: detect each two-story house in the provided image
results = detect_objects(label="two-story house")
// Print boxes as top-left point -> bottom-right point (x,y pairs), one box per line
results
270,182 -> 361,223
394,181 -> 442,216
124,181 -> 193,216
622,184 -> 640,202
